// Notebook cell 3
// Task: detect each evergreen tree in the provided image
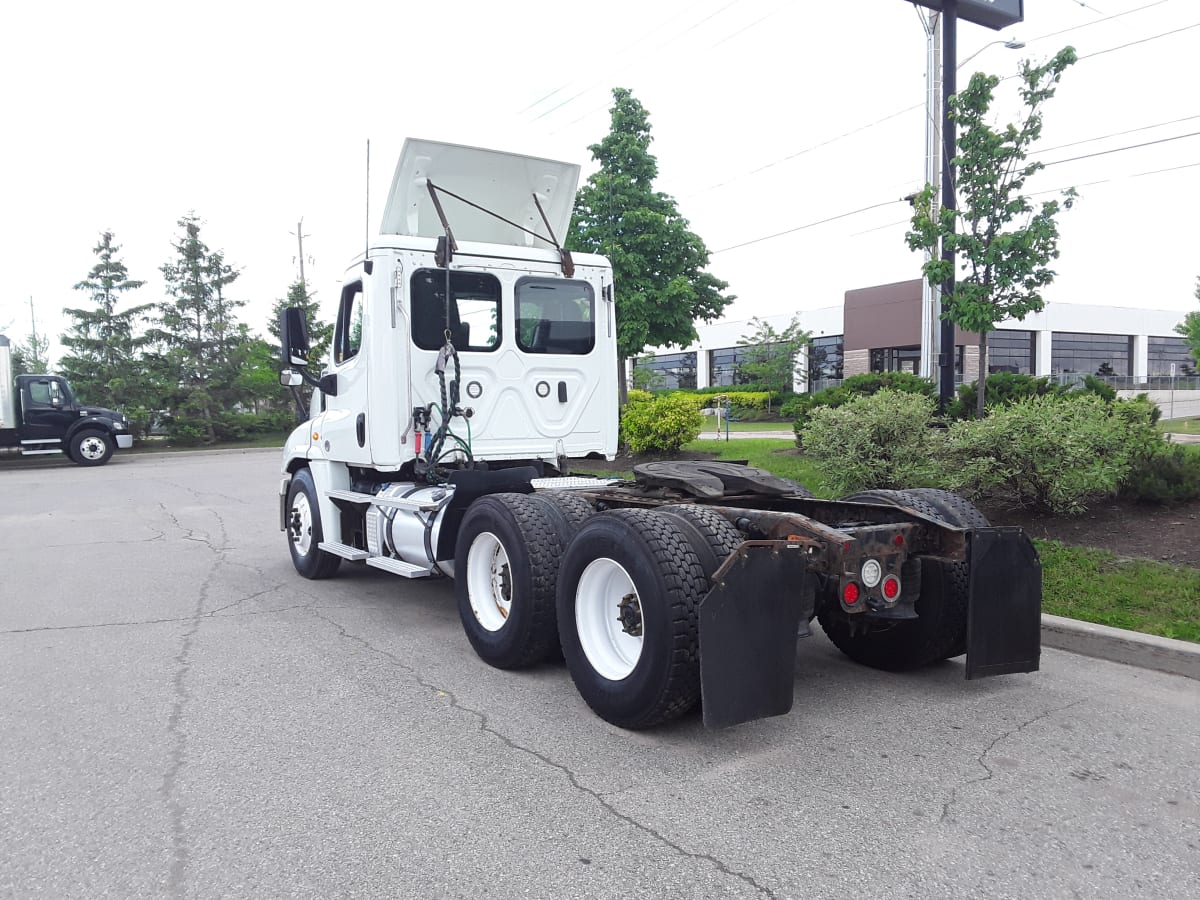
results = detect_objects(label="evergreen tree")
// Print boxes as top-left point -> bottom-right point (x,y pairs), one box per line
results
11,299 -> 50,375
269,280 -> 331,358
567,88 -> 734,379
60,231 -> 153,412
156,213 -> 246,443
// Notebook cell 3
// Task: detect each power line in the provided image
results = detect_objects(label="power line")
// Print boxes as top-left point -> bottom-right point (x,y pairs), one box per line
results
528,0 -> 746,124
1041,131 -> 1200,167
848,158 -> 1200,238
712,199 -> 903,254
1032,113 -> 1200,156
1026,0 -> 1170,45
688,8 -> 1190,200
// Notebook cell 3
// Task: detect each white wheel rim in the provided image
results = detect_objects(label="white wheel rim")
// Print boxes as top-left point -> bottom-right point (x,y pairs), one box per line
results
575,558 -> 643,681
290,491 -> 314,555
466,532 -> 511,632
78,436 -> 106,460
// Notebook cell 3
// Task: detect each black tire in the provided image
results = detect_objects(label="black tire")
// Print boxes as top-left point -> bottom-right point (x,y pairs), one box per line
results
455,493 -> 567,669
70,430 -> 114,466
285,468 -> 342,579
818,488 -> 989,671
532,490 -> 595,535
655,504 -> 741,577
556,509 -> 708,729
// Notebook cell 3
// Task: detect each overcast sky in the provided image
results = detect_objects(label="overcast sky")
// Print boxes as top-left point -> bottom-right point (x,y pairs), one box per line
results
2,0 -> 1197,360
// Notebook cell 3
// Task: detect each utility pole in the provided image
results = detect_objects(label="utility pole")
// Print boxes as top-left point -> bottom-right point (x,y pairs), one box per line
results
938,0 -> 959,411
291,218 -> 310,294
919,9 -> 942,381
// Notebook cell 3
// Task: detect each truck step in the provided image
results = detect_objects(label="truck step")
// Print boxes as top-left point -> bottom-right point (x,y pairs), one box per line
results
20,449 -> 64,456
365,556 -> 436,578
531,476 -> 619,490
318,541 -> 369,561
326,488 -> 442,512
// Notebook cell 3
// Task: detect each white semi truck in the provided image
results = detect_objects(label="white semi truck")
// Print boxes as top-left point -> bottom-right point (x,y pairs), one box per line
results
0,334 -> 133,465
278,139 -> 1042,729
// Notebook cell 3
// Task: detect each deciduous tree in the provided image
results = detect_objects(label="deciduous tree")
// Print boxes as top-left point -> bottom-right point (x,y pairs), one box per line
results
736,315 -> 810,409
907,47 -> 1077,419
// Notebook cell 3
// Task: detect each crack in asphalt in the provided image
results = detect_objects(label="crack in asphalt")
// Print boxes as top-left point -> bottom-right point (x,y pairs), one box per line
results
940,698 -> 1088,824
157,495 -> 230,899
308,608 -> 776,899
0,601 -> 368,635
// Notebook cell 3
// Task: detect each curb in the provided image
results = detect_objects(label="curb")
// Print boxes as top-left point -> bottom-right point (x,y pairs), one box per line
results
1041,613 -> 1200,681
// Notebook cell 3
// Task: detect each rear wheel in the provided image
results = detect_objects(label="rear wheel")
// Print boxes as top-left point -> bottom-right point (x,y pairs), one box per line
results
455,493 -> 568,669
556,509 -> 708,729
286,469 -> 341,579
818,488 -> 988,671
655,504 -> 741,577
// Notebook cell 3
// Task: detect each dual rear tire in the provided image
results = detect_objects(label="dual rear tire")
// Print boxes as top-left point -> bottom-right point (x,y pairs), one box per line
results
456,498 -> 741,729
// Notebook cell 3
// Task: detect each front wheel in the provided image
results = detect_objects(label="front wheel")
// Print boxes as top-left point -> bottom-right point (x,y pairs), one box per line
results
70,430 -> 114,466
556,509 -> 709,729
285,469 -> 341,579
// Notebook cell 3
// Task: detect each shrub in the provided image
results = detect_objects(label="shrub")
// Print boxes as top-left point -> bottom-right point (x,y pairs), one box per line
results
792,372 -> 936,443
947,372 -> 1065,419
1123,444 -> 1200,505
1079,374 -> 1117,402
620,393 -> 704,453
942,393 -> 1161,515
800,390 -> 942,495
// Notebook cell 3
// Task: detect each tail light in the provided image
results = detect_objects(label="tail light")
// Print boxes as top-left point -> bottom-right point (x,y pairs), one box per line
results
882,574 -> 901,601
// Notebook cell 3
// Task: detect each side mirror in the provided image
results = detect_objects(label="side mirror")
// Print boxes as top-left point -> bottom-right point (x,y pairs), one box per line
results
280,308 -> 310,367
280,369 -> 303,387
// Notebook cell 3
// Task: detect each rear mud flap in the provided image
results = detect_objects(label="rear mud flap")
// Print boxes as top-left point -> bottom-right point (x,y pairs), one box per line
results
699,546 -> 810,729
966,527 -> 1042,679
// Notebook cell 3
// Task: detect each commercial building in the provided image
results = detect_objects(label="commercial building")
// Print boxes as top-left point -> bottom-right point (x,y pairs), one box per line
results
632,278 -> 1196,393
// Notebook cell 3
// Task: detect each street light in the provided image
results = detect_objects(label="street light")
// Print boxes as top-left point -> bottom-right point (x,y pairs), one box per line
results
916,16 -> 1025,382
958,38 -> 1026,70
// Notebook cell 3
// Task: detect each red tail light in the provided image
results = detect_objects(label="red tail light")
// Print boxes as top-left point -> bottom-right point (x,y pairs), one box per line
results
882,574 -> 900,600
843,582 -> 860,605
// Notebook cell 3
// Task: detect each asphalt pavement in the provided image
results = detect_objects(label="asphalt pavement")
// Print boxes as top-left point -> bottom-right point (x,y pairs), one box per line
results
1,449 -> 1197,899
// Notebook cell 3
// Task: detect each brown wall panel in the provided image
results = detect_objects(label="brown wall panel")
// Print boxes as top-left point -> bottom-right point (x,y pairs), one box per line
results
844,279 -> 978,350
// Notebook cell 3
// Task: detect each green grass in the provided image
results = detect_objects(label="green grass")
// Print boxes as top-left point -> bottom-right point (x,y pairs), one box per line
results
681,437 -> 830,493
698,420 -> 794,433
1036,539 -> 1200,643
1161,417 -> 1200,435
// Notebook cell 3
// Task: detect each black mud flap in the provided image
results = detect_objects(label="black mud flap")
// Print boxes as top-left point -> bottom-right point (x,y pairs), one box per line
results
966,527 -> 1042,679
699,546 -> 810,728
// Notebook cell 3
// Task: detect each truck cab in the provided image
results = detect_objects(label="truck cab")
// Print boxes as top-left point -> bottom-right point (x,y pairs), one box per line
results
0,335 -> 133,465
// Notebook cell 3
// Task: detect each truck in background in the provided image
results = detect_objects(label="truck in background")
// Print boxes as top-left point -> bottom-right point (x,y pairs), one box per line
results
277,139 -> 1042,730
0,334 -> 133,465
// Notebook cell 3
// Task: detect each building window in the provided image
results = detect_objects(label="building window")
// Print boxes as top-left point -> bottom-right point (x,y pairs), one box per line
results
808,335 -> 844,387
632,352 -> 697,390
709,347 -> 754,387
869,346 -> 923,375
987,330 -> 1035,374
1148,336 -> 1197,377
1050,332 -> 1132,376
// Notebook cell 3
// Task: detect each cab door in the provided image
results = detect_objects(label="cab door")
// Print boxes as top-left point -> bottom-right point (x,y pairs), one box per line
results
19,378 -> 74,443
317,277 -> 373,465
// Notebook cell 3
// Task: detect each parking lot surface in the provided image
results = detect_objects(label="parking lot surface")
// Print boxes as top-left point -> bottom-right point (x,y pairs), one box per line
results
2,450 -> 1197,899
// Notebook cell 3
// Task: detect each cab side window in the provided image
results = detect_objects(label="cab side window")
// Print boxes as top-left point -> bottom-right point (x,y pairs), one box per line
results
334,281 -> 364,364
29,381 -> 53,405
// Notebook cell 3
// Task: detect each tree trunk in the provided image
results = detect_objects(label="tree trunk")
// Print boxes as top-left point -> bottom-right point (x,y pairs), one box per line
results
976,330 -> 989,419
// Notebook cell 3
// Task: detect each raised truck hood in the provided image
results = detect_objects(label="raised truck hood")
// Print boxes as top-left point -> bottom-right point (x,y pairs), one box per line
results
379,139 -> 580,248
